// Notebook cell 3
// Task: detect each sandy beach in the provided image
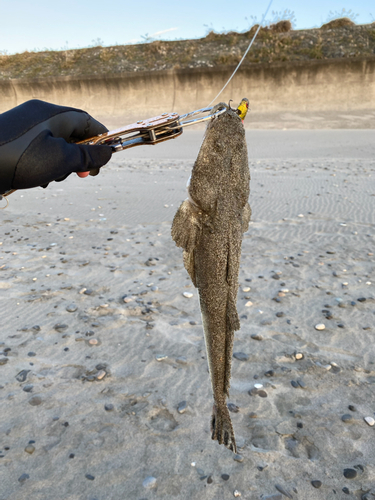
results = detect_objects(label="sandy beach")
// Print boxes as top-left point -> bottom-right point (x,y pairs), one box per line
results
1,129 -> 375,500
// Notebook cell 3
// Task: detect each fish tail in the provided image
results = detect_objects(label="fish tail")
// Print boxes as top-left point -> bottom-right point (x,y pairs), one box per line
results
211,403 -> 237,453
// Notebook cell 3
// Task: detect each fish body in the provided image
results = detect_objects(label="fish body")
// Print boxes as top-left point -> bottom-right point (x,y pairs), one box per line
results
171,103 -> 251,452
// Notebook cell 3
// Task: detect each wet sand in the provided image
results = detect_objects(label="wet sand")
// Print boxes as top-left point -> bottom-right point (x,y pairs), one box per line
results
1,130 -> 374,500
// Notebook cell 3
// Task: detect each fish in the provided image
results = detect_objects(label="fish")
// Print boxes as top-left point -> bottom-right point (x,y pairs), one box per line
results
171,102 -> 251,452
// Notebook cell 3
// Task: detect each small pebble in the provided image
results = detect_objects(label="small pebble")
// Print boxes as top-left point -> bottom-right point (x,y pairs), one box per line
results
245,301 -> 253,307
207,476 -> 213,484
343,468 -> 357,479
228,403 -> 240,413
297,379 -> 306,389
364,416 -> 375,426
23,385 -> 33,393
291,380 -> 299,388
221,474 -> 230,481
142,476 -> 157,489
28,396 -> 42,406
233,490 -> 241,497
348,405 -> 356,412
96,370 -> 106,380
311,480 -> 322,489
233,352 -> 248,362
341,414 -> 353,423
66,304 -> 77,313
88,339 -> 98,345
233,454 -> 244,463
183,292 -> 193,298
315,323 -> 325,331
177,401 -> 187,414
18,473 -> 29,484
330,364 -> 341,374
295,353 -> 304,360
85,474 -> 95,481
342,487 -> 350,494
155,354 -> 168,361
242,287 -> 251,292
251,334 -> 263,341
258,390 -> 268,398
27,352 -> 36,357
104,404 -> 114,411
0,358 -> 8,365
254,383 -> 263,389
16,370 -> 30,382
54,323 -> 68,332
275,312 -> 285,318
24,445 -> 35,454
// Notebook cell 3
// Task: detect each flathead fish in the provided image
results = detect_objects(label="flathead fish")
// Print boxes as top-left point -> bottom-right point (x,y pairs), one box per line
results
171,102 -> 251,452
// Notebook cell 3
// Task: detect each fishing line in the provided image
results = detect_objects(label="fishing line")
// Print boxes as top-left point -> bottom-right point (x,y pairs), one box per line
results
207,0 -> 274,106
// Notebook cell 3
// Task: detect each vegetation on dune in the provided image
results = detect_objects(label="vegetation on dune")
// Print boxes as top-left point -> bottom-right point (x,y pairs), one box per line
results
0,21 -> 374,81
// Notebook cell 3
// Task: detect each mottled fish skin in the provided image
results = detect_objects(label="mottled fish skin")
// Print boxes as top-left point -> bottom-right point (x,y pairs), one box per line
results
171,103 -> 251,452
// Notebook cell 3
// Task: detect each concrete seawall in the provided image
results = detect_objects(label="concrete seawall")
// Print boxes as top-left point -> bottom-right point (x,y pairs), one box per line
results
1,57 -> 374,128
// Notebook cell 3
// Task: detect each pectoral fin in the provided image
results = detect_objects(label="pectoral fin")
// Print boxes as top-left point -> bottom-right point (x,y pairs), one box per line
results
171,200 -> 202,253
172,200 -> 202,287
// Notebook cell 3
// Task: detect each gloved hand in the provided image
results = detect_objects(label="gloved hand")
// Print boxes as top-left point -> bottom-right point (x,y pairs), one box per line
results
0,99 -> 112,194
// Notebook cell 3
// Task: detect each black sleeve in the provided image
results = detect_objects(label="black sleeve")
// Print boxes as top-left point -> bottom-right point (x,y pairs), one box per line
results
0,99 -> 112,194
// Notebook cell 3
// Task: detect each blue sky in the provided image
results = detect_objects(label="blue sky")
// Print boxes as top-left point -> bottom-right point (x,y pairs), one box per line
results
1,0 -> 374,54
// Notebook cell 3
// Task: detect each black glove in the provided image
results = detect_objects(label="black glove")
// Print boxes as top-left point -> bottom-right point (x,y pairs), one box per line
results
0,99 -> 112,194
